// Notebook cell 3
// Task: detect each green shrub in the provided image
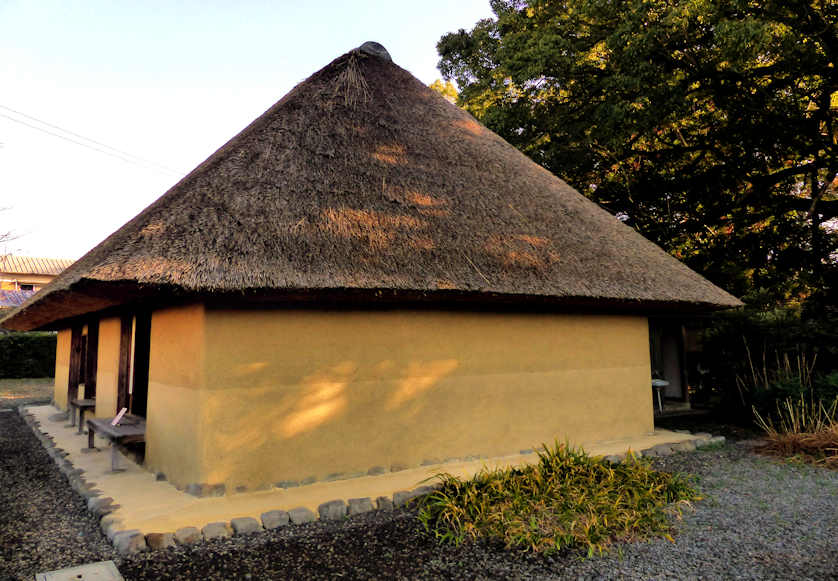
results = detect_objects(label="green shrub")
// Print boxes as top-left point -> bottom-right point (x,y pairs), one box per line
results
0,332 -> 57,378
814,372 -> 838,400
418,442 -> 699,557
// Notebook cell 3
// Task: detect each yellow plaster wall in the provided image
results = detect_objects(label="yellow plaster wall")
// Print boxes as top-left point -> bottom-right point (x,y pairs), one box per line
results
53,329 -> 71,410
144,304 -> 206,486
94,317 -> 121,418
194,309 -> 653,491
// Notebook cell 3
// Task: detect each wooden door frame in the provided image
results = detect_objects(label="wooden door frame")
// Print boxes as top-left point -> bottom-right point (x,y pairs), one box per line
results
648,318 -> 689,403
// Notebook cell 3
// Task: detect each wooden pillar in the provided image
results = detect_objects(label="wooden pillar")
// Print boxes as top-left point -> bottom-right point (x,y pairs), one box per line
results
85,319 -> 99,399
67,325 -> 83,406
117,314 -> 133,412
678,323 -> 689,403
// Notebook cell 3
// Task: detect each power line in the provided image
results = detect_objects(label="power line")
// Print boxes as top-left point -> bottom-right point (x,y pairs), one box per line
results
1,104 -> 183,174
0,105 -> 185,177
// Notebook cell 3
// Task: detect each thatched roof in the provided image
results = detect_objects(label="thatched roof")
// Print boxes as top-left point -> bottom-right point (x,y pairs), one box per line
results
1,42 -> 741,331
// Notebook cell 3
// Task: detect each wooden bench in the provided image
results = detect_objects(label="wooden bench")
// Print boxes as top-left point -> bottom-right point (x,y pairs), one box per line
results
69,398 -> 96,434
86,415 -> 146,472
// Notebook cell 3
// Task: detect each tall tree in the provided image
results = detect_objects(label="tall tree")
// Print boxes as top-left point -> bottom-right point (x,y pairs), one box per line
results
438,0 -> 838,305
429,79 -> 458,103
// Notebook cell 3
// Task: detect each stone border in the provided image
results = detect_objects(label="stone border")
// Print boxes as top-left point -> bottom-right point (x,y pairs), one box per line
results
177,435 -> 727,497
181,455 -> 493,497
18,406 -> 727,555
603,433 -> 726,463
17,406 -> 447,555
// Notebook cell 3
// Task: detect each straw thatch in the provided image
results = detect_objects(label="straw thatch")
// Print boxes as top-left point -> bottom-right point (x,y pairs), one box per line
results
1,42 -> 741,331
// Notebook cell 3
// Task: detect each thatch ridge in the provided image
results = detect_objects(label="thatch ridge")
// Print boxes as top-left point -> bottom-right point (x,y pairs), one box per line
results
1,45 -> 741,330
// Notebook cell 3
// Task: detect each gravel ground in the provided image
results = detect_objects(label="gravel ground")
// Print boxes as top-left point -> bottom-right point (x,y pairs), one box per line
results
2,405 -> 837,580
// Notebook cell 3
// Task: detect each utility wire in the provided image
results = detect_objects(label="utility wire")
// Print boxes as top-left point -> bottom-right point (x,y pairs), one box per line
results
0,105 -> 185,177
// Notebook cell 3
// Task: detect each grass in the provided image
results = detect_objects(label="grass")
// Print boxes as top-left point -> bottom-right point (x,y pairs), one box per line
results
0,377 -> 53,401
695,440 -> 727,451
417,442 -> 699,557
754,395 -> 838,469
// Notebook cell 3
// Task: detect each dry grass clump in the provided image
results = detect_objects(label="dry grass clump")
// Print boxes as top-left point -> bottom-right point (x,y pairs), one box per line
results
754,396 -> 838,468
417,442 -> 699,557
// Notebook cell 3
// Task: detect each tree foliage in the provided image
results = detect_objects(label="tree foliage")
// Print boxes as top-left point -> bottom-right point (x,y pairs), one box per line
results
429,79 -> 458,103
0,332 -> 56,378
438,0 -> 838,305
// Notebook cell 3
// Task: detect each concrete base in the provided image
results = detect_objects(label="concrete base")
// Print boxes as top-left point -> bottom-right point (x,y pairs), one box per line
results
35,560 -> 123,581
25,404 -> 704,538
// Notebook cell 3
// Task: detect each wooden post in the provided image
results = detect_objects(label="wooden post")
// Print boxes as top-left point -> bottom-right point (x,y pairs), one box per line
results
130,311 -> 151,418
678,323 -> 689,404
117,315 -> 133,412
85,319 -> 99,399
67,325 -> 83,410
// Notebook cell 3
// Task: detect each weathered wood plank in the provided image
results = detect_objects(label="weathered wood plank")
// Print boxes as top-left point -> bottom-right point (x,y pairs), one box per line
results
85,318 -> 99,399
116,314 -> 132,412
67,325 -> 83,407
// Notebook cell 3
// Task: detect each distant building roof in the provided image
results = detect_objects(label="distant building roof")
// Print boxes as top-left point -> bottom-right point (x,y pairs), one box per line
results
0,289 -> 36,309
0,255 -> 74,276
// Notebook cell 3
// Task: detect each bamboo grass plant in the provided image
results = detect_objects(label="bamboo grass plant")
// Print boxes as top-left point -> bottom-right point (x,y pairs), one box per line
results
737,342 -> 838,468
417,442 -> 699,557
753,395 -> 838,468
735,341 -> 816,408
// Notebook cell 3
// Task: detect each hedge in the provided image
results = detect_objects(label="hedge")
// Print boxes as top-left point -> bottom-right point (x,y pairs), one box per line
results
0,331 -> 57,378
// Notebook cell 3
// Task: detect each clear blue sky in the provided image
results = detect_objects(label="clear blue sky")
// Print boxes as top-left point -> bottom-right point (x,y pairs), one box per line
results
0,0 -> 493,258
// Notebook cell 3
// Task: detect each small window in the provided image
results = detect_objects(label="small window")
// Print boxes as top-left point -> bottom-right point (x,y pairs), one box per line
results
19,284 -> 34,291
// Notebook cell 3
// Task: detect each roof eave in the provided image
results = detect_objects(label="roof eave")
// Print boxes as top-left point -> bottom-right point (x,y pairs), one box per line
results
0,280 -> 742,332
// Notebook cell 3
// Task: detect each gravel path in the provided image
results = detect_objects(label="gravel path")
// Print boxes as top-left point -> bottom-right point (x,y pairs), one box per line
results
2,405 -> 837,580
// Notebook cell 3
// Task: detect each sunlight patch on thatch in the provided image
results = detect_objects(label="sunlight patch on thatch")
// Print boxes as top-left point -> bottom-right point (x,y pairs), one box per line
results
484,234 -> 561,270
515,234 -> 550,247
408,192 -> 446,207
411,236 -> 435,250
373,143 -> 407,165
139,221 -> 164,238
319,207 -> 428,250
454,118 -> 486,136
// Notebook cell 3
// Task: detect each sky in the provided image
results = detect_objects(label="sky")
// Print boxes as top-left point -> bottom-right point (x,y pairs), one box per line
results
0,0 -> 494,259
